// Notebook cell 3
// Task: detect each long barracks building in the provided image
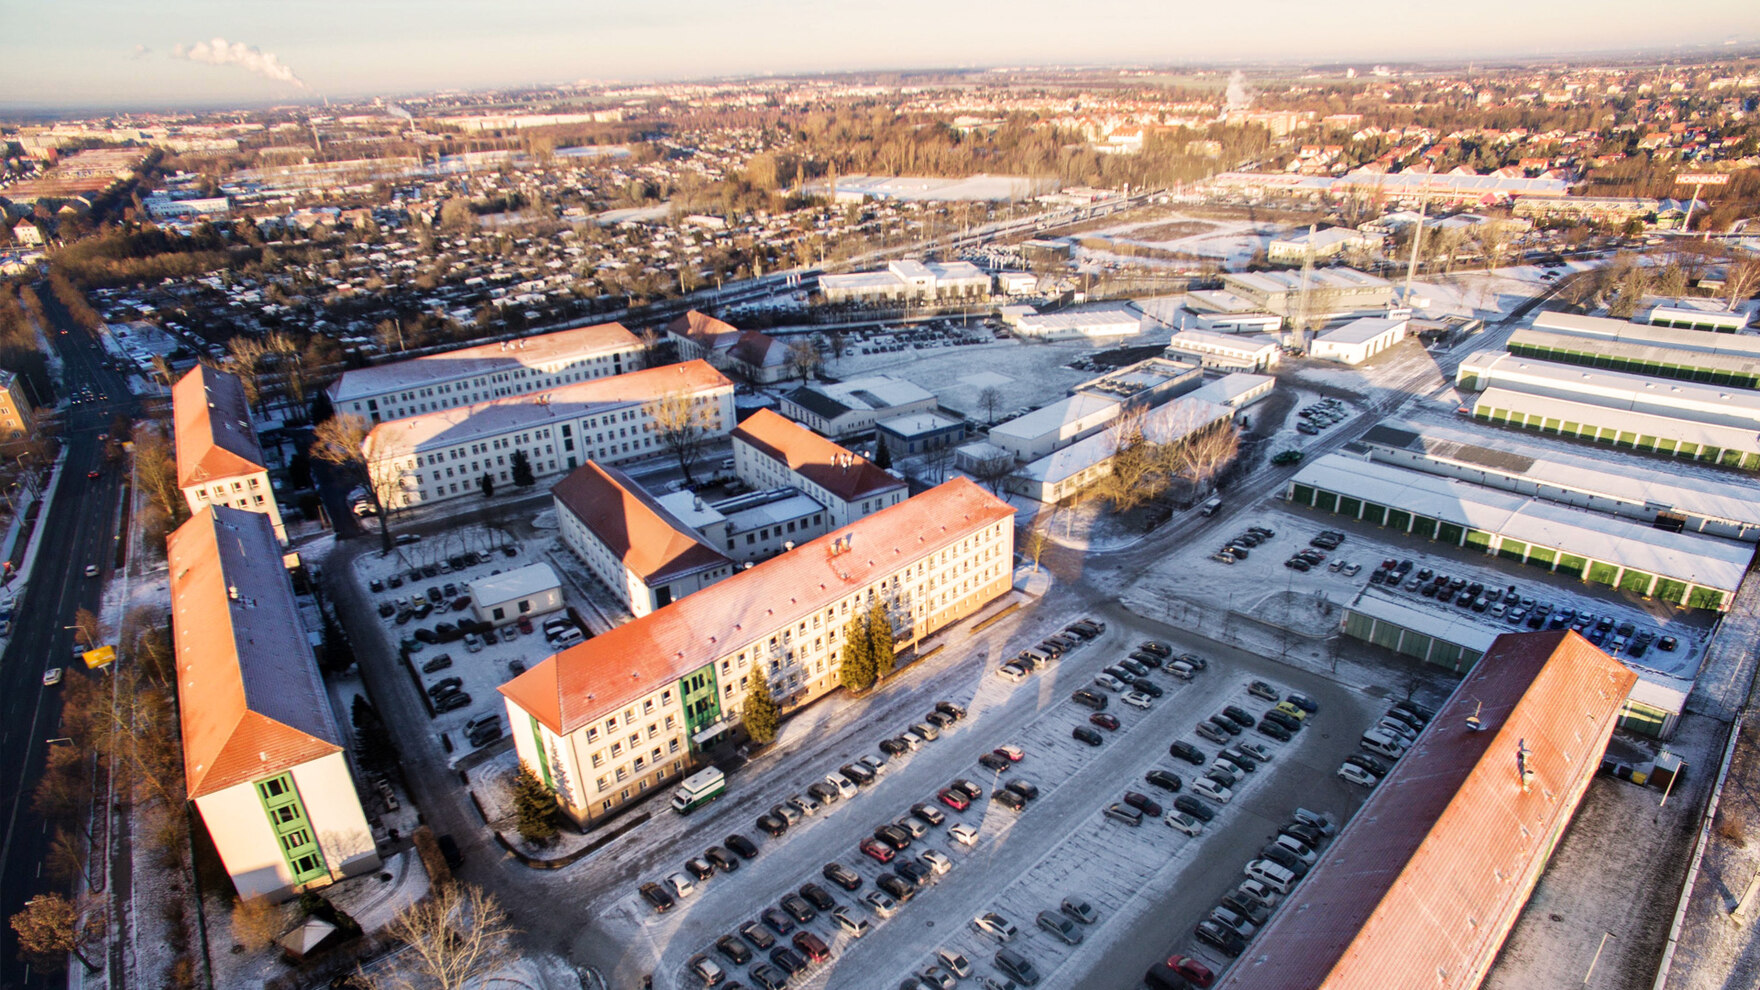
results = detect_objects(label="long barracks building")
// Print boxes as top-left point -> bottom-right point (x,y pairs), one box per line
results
328,322 -> 644,423
499,478 -> 1016,826
363,360 -> 734,507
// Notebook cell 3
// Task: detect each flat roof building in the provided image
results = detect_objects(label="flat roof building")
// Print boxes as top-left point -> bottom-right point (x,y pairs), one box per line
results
988,393 -> 1122,463
819,259 -> 991,305
1644,301 -> 1750,333
1288,453 -> 1747,610
1166,329 -> 1283,372
1531,310 -> 1760,359
1267,225 -> 1377,264
1471,387 -> 1760,471
1221,267 -> 1395,318
1186,372 -> 1277,410
779,375 -> 938,438
1009,305 -> 1142,341
328,321 -> 643,423
1359,419 -> 1760,542
1312,316 -> 1409,365
553,462 -> 736,617
1458,351 -> 1760,430
731,408 -> 906,527
469,562 -> 564,628
1014,395 -> 1234,504
363,360 -> 735,508
1506,328 -> 1760,390
498,478 -> 1016,826
169,506 -> 379,901
877,412 -> 967,458
1211,631 -> 1633,990
174,365 -> 285,542
1341,589 -> 1694,738
1070,357 -> 1202,408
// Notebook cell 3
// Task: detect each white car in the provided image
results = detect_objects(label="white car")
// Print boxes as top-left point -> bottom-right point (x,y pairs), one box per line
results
921,849 -> 954,875
42,667 -> 63,686
901,731 -> 925,750
971,912 -> 1017,942
997,663 -> 1028,683
831,907 -> 871,939
1164,812 -> 1204,836
665,872 -> 695,898
1121,691 -> 1154,710
1338,763 -> 1380,787
860,753 -> 890,776
1191,777 -> 1233,804
1093,672 -> 1127,693
84,564 -> 99,577
935,949 -> 973,979
689,956 -> 725,986
863,889 -> 898,919
948,823 -> 980,847
1237,741 -> 1274,763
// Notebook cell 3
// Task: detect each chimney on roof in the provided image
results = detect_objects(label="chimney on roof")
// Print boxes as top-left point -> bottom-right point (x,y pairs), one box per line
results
1516,738 -> 1535,792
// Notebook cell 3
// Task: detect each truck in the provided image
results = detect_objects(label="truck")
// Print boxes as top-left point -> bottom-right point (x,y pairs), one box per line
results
671,766 -> 726,814
1199,497 -> 1223,517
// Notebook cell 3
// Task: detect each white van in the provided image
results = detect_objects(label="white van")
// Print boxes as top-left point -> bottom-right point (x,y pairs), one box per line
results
548,627 -> 585,648
1360,730 -> 1407,760
1244,859 -> 1298,895
1273,834 -> 1317,864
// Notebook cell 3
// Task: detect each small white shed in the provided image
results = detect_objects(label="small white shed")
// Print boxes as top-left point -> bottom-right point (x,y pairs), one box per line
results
470,562 -> 563,627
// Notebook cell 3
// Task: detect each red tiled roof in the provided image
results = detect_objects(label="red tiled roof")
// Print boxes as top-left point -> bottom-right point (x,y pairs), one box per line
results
668,309 -> 741,349
732,408 -> 904,503
500,477 -> 1014,734
1213,631 -> 1636,990
174,366 -> 266,488
728,330 -> 788,369
169,507 -> 344,799
550,461 -> 732,584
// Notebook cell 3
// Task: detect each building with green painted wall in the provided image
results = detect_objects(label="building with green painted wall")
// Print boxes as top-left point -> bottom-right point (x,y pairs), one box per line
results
1286,454 -> 1747,611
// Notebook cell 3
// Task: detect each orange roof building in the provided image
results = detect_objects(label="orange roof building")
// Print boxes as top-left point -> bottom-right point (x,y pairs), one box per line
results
363,360 -> 735,507
667,309 -> 742,362
1213,630 -> 1636,990
328,321 -> 643,422
169,506 -> 378,901
173,365 -> 284,542
500,478 -> 1016,826
552,460 -> 736,618
732,408 -> 906,527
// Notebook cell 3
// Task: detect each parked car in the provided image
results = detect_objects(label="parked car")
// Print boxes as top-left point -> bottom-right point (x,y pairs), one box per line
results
1169,741 -> 1206,765
1164,811 -> 1204,836
1174,795 -> 1216,822
1090,712 -> 1121,731
725,834 -> 760,859
1037,910 -> 1084,945
1146,769 -> 1183,792
1072,726 -> 1104,746
1248,681 -> 1280,702
971,912 -> 1017,942
638,882 -> 675,914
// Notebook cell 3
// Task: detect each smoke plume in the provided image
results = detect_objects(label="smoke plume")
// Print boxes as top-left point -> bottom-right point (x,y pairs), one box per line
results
1225,70 -> 1251,111
173,38 -> 306,89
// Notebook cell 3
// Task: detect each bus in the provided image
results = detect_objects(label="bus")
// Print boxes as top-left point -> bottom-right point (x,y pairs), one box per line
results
671,767 -> 726,814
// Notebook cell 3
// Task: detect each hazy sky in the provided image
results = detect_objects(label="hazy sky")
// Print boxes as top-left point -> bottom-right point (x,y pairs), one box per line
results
1,0 -> 1755,111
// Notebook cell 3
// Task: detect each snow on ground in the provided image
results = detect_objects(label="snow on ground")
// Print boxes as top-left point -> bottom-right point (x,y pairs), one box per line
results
819,336 -> 1140,423
1063,212 -> 1284,269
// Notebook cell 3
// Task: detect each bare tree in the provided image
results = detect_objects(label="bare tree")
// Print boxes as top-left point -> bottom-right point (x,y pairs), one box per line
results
977,386 -> 1003,424
637,327 -> 668,369
132,424 -> 185,523
786,338 -> 822,381
645,390 -> 718,487
231,896 -> 288,952
1088,412 -> 1164,513
1724,258 -> 1760,313
361,884 -> 517,990
219,337 -> 268,413
9,893 -> 103,974
1022,516 -> 1052,573
72,607 -> 103,648
1166,418 -> 1241,498
310,413 -> 400,552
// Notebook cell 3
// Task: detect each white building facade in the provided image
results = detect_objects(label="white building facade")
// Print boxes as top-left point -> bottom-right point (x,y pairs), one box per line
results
363,360 -> 736,508
552,462 -> 735,617
174,365 -> 285,542
731,408 -> 907,527
329,322 -> 644,423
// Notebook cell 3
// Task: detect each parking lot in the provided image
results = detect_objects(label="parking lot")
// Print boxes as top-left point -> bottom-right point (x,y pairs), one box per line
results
584,613 -> 1390,990
348,531 -> 587,754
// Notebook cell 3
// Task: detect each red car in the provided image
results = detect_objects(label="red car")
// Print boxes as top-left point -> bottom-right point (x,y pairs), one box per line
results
993,745 -> 1025,762
1167,955 -> 1215,987
86,470 -> 100,479
937,787 -> 970,811
517,615 -> 534,634
1089,712 -> 1121,731
791,931 -> 829,963
859,837 -> 895,863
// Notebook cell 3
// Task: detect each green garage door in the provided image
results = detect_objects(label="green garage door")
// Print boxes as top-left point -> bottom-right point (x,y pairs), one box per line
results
1438,522 -> 1465,546
1386,509 -> 1411,533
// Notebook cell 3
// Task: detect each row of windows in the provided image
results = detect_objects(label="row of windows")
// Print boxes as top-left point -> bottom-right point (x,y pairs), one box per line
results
359,357 -> 630,413
595,758 -> 686,811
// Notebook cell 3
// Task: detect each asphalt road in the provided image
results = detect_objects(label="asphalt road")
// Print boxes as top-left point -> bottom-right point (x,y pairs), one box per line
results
0,286 -> 136,990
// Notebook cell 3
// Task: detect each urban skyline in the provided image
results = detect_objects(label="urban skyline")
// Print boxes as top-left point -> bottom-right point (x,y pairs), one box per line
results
2,0 -> 1758,110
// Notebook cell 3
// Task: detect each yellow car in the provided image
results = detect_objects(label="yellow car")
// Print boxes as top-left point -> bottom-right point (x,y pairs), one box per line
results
1273,701 -> 1308,722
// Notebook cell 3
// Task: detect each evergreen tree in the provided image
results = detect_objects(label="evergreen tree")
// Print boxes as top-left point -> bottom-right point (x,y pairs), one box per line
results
351,696 -> 396,771
309,390 -> 335,425
867,600 -> 896,680
479,472 -> 495,498
511,762 -> 560,845
743,664 -> 781,744
510,449 -> 536,487
838,614 -> 874,691
873,442 -> 892,470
